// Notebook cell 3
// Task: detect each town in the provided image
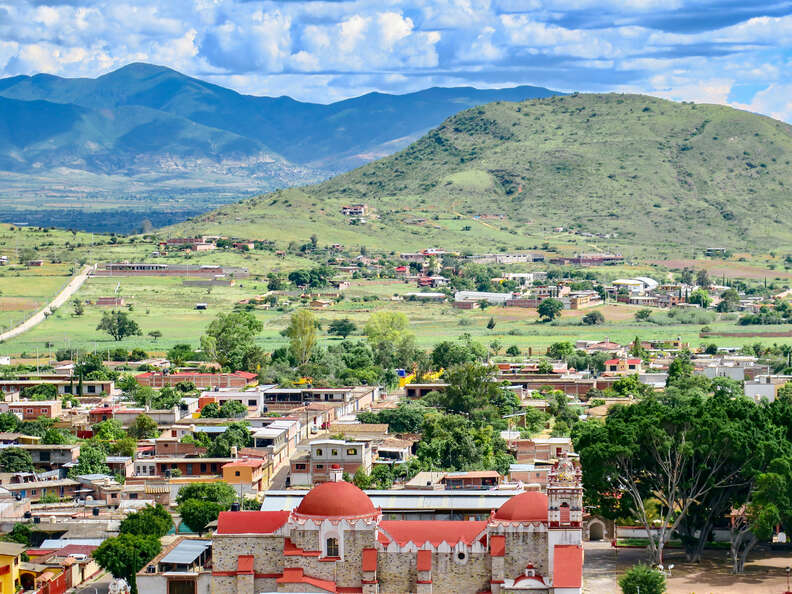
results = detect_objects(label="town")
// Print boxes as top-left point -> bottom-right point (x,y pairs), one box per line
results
1,228 -> 792,593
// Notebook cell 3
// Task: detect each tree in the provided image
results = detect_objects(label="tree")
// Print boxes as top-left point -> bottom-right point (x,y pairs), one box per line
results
119,504 -> 173,538
696,269 -> 710,289
328,318 -> 357,339
179,499 -> 224,533
93,419 -> 127,441
21,384 -> 57,400
506,345 -> 521,357
200,311 -> 263,371
92,534 -> 161,594
537,298 -> 563,322
0,413 -> 20,432
96,310 -> 142,341
128,414 -> 159,439
537,360 -> 553,374
284,309 -> 318,365
489,339 -> 503,356
6,523 -> 31,545
717,288 -> 740,312
71,298 -> 84,317
574,393 -> 758,565
0,448 -> 34,472
486,317 -> 496,330
176,482 -> 236,508
688,289 -> 712,308
200,400 -> 247,419
666,351 -> 694,387
147,330 -> 162,342
69,443 -> 110,477
167,344 -> 195,367
635,309 -> 652,322
618,564 -> 666,594
357,401 -> 428,433
364,312 -> 410,344
546,342 -> 575,361
206,422 -> 251,457
582,310 -> 605,325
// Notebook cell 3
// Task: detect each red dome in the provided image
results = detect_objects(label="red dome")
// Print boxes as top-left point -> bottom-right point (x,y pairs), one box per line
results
294,481 -> 378,518
493,492 -> 548,522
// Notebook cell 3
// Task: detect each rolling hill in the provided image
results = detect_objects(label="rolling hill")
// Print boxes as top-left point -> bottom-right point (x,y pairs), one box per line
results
170,93 -> 792,254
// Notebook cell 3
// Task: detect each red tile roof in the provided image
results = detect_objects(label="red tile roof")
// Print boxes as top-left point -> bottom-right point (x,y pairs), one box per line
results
553,544 -> 583,588
416,549 -> 432,572
221,458 -> 263,469
361,548 -> 377,572
276,568 -> 337,592
237,555 -> 254,574
489,535 -> 505,557
378,521 -> 487,547
216,511 -> 290,534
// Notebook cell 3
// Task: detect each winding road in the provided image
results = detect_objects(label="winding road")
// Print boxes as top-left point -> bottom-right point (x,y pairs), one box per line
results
0,264 -> 94,344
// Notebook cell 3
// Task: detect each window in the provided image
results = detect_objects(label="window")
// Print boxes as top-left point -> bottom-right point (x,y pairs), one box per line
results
235,471 -> 240,477
111,494 -> 117,499
129,493 -> 138,500
200,463 -> 207,473
316,449 -> 323,456
39,452 -> 50,462
315,464 -> 324,470
87,385 -> 96,393
295,464 -> 306,471
347,448 -> 357,456
560,502 -> 570,524
186,464 -> 193,475
326,537 -> 339,557
331,449 -> 338,456
248,399 -> 257,406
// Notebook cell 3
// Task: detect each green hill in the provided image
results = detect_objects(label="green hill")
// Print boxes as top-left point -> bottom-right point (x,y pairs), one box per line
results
171,93 -> 792,254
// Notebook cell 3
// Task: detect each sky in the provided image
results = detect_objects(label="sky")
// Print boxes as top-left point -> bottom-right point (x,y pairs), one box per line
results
1,0 -> 791,120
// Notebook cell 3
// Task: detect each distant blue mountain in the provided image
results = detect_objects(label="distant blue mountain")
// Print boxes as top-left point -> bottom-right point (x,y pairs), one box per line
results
0,63 -> 561,175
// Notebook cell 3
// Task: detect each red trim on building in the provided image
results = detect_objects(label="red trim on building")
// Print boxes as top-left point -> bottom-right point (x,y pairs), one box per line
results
553,544 -> 583,588
362,548 -> 377,572
416,549 -> 432,572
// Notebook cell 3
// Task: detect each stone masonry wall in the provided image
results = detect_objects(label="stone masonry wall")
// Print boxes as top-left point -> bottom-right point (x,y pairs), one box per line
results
504,532 -> 547,578
213,534 -> 284,575
431,553 -> 490,594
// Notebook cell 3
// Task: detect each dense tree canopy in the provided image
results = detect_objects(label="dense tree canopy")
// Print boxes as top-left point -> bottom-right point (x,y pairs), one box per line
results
200,311 -> 263,371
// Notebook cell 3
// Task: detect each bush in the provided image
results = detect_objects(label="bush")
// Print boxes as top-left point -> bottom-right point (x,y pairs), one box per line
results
618,563 -> 666,594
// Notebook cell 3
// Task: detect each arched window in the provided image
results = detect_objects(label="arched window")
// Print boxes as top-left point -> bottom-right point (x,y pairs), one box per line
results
560,502 -> 570,524
326,537 -> 339,557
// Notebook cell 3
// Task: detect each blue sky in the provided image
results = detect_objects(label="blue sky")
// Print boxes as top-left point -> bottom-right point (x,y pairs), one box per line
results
1,0 -> 791,120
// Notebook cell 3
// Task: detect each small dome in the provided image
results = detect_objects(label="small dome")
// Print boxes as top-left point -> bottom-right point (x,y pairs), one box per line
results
494,492 -> 548,522
294,481 -> 378,518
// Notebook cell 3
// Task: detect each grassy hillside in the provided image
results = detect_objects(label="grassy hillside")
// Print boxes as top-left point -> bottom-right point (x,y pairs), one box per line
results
173,93 -> 792,255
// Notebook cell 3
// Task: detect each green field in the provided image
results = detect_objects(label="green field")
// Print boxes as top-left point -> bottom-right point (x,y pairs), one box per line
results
2,271 -> 789,357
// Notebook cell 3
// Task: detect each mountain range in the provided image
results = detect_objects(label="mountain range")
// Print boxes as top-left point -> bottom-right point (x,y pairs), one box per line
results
0,63 -> 557,188
171,93 -> 792,254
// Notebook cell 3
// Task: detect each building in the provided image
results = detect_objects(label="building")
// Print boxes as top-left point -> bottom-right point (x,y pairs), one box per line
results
138,537 -> 212,594
289,439 -> 372,486
222,458 -> 271,495
341,204 -> 368,216
211,457 -> 583,594
602,358 -> 642,376
0,541 -> 26,593
95,296 -> 125,306
8,400 -> 62,420
136,371 -> 258,389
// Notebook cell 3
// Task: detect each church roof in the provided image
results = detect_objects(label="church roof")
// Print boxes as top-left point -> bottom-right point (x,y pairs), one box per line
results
493,491 -> 548,523
216,511 -> 290,534
293,481 -> 378,518
378,521 -> 487,547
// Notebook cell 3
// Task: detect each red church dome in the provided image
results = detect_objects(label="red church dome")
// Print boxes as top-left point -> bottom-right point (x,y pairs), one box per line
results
493,491 -> 548,522
293,481 -> 378,519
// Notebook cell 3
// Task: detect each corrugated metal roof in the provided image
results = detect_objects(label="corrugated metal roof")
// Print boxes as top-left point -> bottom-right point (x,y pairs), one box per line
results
260,489 -> 519,512
160,539 -> 211,566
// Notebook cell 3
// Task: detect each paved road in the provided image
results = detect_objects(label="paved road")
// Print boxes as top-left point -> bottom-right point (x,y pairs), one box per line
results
0,264 -> 94,343
72,571 -> 112,594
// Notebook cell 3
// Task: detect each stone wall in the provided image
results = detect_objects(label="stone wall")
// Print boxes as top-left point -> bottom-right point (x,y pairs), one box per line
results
504,532 -> 548,578
378,552 -> 416,594
431,553 -> 490,594
212,534 -> 284,575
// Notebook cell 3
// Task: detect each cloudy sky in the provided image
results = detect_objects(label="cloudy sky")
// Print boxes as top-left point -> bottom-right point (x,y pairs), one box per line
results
1,0 -> 791,120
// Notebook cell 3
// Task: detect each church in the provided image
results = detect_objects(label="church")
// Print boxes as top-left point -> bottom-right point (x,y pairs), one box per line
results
211,457 -> 584,593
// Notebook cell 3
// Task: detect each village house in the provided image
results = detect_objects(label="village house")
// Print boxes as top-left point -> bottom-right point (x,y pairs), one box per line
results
7,400 -> 62,420
341,204 -> 368,216
136,371 -> 258,389
289,439 -> 373,486
222,457 -> 272,495
138,537 -> 212,594
602,358 -> 643,376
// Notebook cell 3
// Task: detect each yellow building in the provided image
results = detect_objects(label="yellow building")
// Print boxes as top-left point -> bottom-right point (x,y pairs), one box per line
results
221,457 -> 271,496
0,541 -> 26,593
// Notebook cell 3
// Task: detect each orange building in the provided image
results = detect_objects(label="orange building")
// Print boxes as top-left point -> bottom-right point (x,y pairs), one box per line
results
222,457 -> 272,496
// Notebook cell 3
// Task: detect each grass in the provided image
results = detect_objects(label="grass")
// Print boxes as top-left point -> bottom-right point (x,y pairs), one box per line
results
3,273 -> 791,356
